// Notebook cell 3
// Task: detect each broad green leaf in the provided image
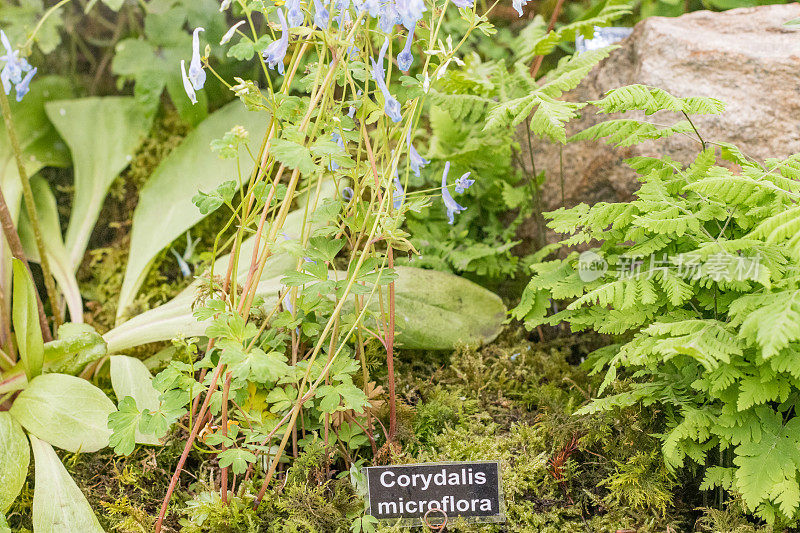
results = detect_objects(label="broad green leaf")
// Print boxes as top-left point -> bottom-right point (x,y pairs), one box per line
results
270,138 -> 318,176
117,100 -> 270,321
12,258 -> 44,380
29,435 -> 103,533
104,266 -> 506,352
109,355 -> 161,445
18,176 -> 83,321
0,412 -> 29,512
9,373 -> 115,452
0,512 -> 9,533
45,97 -> 153,270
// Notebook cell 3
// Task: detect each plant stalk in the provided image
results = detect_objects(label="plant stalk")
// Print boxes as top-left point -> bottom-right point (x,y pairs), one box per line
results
0,89 -> 63,331
0,185 -> 53,342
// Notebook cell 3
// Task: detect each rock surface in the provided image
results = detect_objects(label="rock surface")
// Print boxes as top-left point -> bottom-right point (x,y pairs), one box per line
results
523,3 -> 800,218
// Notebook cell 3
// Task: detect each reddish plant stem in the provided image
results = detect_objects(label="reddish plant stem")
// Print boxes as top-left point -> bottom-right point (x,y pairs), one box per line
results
0,186 -> 52,342
530,0 -> 566,79
220,372 -> 232,504
154,360 -> 226,533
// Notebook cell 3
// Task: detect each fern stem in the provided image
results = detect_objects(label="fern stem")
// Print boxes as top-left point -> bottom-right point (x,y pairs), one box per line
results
682,111 -> 706,151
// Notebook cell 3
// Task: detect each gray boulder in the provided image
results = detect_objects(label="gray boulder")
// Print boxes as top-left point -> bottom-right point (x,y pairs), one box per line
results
523,3 -> 800,218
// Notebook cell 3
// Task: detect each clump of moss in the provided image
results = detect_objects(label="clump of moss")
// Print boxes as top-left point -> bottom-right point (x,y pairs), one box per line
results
381,331 -> 693,531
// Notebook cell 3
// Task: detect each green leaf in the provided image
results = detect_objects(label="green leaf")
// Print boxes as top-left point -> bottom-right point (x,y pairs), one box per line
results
270,138 -> 318,176
109,356 -> 161,446
29,435 -> 103,532
9,373 -> 116,453
107,396 -> 141,456
192,180 -> 237,215
45,97 -> 153,270
12,257 -> 44,380
18,176 -> 83,321
217,448 -> 257,475
0,412 -> 29,512
117,100 -> 270,321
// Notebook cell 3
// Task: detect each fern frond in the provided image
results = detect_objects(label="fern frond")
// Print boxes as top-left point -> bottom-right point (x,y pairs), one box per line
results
529,95 -> 584,144
569,119 -> 693,147
539,46 -> 617,99
737,289 -> 800,359
591,84 -> 725,116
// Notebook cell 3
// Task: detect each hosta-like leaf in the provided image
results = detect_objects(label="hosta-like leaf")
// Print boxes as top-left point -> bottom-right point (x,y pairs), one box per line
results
0,412 -> 28,512
10,374 -> 115,453
29,435 -> 103,533
104,267 -> 505,352
117,100 -> 270,321
45,97 -> 153,270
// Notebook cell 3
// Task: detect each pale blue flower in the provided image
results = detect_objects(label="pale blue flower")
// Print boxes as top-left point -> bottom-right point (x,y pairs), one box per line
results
512,0 -> 529,17
313,0 -> 330,28
455,172 -> 474,194
14,67 -> 35,102
1,29 -> 35,101
364,0 -> 381,16
395,0 -> 425,30
342,187 -> 354,201
286,0 -> 305,27
406,130 -> 428,176
220,21 -> 246,44
451,0 -> 474,7
263,9 -> 289,75
371,37 -> 402,122
393,176 -> 405,209
180,60 -> 198,104
329,132 -> 345,171
335,0 -> 351,26
378,2 -> 401,32
397,23 -> 415,71
441,162 -> 466,224
189,28 -> 206,90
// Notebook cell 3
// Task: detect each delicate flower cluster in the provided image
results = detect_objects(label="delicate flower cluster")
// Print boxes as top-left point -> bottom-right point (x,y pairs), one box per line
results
1,30 -> 36,102
201,0 -> 494,225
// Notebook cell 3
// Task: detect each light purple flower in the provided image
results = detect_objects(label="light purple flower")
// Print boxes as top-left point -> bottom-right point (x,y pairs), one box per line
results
342,187 -> 354,201
314,0 -> 330,28
455,172 -> 474,194
263,9 -> 289,75
406,130 -> 428,176
378,1 -> 401,32
393,176 -> 405,209
335,0 -> 351,26
441,162 -> 466,224
512,0 -> 529,17
452,0 -> 474,7
1,29 -> 35,101
180,60 -> 198,104
395,0 -> 425,30
189,28 -> 206,90
371,37 -> 402,122
14,67 -> 35,102
220,21 -> 246,45
397,23 -> 415,71
287,0 -> 305,27
364,0 -> 381,17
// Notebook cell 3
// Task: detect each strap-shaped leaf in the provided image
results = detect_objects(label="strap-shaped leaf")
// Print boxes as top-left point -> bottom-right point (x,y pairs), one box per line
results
11,258 -> 43,380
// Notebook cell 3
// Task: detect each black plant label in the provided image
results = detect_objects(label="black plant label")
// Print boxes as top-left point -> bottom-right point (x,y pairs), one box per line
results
364,461 -> 504,527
